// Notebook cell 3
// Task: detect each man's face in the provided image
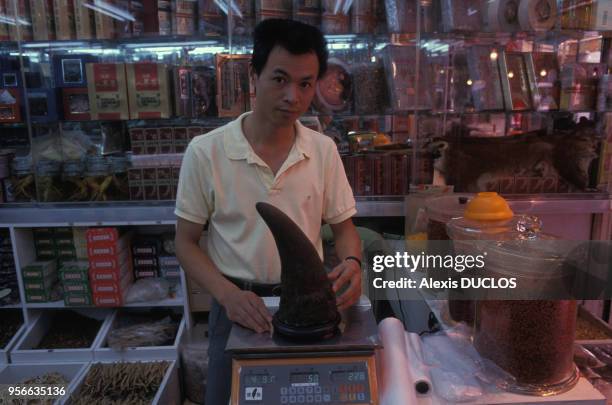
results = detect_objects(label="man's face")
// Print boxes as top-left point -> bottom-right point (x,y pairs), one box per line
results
252,46 -> 319,126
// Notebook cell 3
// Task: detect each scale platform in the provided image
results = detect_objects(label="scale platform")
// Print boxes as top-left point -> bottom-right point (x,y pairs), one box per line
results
227,297 -> 380,405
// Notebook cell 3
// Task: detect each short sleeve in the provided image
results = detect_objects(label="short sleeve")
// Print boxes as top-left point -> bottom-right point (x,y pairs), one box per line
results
322,145 -> 357,224
174,143 -> 213,225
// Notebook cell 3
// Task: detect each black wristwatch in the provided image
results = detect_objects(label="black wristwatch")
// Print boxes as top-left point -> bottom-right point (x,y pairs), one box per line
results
344,256 -> 362,268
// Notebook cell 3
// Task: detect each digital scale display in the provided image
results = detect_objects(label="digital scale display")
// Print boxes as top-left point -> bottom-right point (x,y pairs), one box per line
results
289,372 -> 320,385
331,370 -> 367,383
245,373 -> 276,385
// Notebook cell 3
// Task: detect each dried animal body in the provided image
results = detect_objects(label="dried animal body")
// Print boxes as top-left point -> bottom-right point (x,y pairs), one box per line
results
108,317 -> 178,349
433,125 -> 599,193
70,362 -> 168,405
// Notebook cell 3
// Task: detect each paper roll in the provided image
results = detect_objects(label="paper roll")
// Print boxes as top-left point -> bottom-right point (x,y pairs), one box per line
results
405,332 -> 433,396
486,0 -> 521,32
378,317 -> 418,405
518,0 -> 557,30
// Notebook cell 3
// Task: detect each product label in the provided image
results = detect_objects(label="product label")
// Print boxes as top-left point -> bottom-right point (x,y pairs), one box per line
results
134,64 -> 160,91
94,64 -> 120,92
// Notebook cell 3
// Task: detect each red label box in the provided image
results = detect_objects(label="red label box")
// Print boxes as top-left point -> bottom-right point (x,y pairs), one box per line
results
93,289 -> 128,307
87,232 -> 131,257
91,269 -> 133,294
88,248 -> 131,276
86,228 -> 122,244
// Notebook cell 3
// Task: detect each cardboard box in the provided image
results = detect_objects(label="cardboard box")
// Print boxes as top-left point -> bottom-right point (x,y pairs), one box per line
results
0,0 -> 9,41
22,260 -> 57,280
131,237 -> 160,256
142,0 -> 172,35
64,292 -> 92,306
30,0 -> 55,40
94,0 -> 117,39
0,88 -> 21,123
54,0 -> 76,39
87,232 -> 131,257
86,227 -> 123,244
144,128 -> 160,155
129,128 -> 146,155
54,55 -> 94,87
7,0 -> 33,41
63,281 -> 91,294
60,268 -> 89,283
216,54 -> 251,117
1,71 -> 21,88
86,63 -> 129,120
159,127 -> 174,154
27,90 -> 59,123
92,290 -> 127,306
62,88 -> 91,121
256,0 -> 292,22
126,63 -> 172,119
129,183 -> 145,200
73,0 -> 96,39
91,269 -> 132,294
172,0 -> 196,34
133,256 -> 158,268
23,272 -> 57,291
134,267 -> 158,278
89,246 -> 130,270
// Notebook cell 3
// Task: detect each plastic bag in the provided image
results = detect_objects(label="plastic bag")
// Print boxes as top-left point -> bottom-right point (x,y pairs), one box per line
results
125,278 -> 170,303
421,326 -> 484,402
181,325 -> 209,404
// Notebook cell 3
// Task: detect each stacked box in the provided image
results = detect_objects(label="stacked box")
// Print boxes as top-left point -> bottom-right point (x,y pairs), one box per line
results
86,63 -> 129,120
22,260 -> 59,303
34,227 -> 77,265
159,255 -> 180,283
86,228 -> 133,306
126,63 -> 172,119
131,236 -> 160,279
59,260 -> 91,306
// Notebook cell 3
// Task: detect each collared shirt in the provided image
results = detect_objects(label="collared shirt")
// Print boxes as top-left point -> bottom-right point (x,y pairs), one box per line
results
175,111 -> 356,283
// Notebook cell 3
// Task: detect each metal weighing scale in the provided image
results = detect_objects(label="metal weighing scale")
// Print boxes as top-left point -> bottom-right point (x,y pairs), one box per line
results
227,297 -> 380,405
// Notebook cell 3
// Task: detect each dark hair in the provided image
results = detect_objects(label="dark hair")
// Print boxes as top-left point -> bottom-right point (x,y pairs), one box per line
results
251,19 -> 328,79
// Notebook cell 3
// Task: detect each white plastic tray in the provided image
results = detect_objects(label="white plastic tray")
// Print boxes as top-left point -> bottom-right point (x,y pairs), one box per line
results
0,321 -> 27,364
63,359 -> 180,405
0,362 -> 88,405
11,309 -> 112,363
94,309 -> 185,361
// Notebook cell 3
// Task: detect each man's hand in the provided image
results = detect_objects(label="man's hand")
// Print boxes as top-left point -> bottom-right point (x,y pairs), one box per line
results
328,259 -> 362,310
220,287 -> 273,333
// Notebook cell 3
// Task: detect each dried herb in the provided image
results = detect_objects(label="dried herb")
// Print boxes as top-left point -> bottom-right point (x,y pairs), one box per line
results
70,361 -> 168,405
37,311 -> 101,349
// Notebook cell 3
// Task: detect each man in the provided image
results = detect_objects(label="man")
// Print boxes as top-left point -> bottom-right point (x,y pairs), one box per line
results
175,19 -> 362,405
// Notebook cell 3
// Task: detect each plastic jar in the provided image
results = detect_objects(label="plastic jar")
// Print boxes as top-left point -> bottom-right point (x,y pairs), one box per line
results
448,194 -> 579,395
425,193 -> 474,323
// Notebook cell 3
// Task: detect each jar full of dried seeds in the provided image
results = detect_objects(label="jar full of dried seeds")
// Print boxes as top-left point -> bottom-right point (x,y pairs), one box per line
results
448,193 -> 579,395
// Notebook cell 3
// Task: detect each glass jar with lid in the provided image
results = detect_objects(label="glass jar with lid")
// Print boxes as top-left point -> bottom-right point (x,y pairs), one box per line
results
424,193 -> 476,324
62,159 -> 87,201
108,155 -> 130,201
36,159 -> 62,202
85,156 -> 112,201
9,156 -> 35,202
448,193 -> 579,395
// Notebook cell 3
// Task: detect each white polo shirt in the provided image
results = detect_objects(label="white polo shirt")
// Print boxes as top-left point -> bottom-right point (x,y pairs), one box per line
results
175,112 -> 356,283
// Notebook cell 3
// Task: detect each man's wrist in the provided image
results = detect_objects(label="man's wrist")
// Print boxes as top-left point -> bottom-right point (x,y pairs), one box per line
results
344,256 -> 362,268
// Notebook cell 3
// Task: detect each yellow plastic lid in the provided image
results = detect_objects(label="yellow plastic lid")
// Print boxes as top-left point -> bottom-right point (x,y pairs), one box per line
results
464,192 -> 513,221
